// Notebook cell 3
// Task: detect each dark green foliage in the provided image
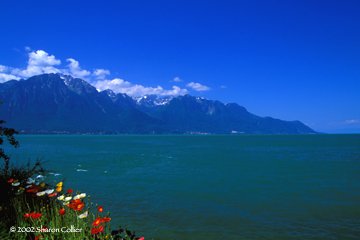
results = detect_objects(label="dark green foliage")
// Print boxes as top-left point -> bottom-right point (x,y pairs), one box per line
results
0,103 -> 50,235
0,160 -> 49,238
3,162 -> 48,207
0,101 -> 19,161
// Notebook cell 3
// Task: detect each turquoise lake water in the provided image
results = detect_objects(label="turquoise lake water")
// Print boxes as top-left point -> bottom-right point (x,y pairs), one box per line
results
4,134 -> 360,239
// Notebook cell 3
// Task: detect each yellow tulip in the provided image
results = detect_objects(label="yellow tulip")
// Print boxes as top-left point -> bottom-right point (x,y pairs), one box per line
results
56,182 -> 63,187
56,187 -> 62,192
40,183 -> 45,188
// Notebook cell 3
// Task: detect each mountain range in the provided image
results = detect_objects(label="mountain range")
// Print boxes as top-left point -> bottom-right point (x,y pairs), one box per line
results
0,73 -> 317,134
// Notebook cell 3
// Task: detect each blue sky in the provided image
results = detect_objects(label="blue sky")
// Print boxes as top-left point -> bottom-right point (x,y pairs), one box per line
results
0,0 -> 359,133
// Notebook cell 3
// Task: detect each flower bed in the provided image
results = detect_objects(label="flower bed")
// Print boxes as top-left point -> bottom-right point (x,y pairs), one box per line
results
6,177 -> 144,240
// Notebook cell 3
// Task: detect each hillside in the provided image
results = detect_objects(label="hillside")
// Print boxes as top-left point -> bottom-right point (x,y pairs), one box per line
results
0,74 -> 317,134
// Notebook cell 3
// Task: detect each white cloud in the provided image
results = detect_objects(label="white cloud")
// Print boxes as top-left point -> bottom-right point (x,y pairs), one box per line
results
186,82 -> 211,91
173,77 -> 182,82
0,65 -> 21,82
0,48 -> 190,97
9,50 -> 62,78
329,119 -> 360,126
28,50 -> 61,67
94,78 -> 132,90
166,86 -> 188,96
93,69 -> 110,80
0,65 -> 9,73
0,73 -> 21,83
13,66 -> 61,78
67,58 -> 91,79
345,119 -> 359,124
94,78 -> 188,96
220,85 -> 227,88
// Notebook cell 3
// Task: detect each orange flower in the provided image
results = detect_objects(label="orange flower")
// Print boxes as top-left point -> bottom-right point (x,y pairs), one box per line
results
93,218 -> 101,226
23,212 -> 34,218
101,217 -> 111,223
98,206 -> 103,212
8,179 -> 14,183
59,209 -> 65,216
67,189 -> 73,194
31,213 -> 41,219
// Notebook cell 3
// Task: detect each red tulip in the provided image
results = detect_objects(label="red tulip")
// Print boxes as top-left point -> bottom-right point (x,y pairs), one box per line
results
91,227 -> 100,234
66,203 -> 74,209
93,218 -> 101,226
27,188 -> 37,193
23,212 -> 34,218
49,192 -> 57,197
59,209 -> 65,216
71,199 -> 81,204
101,217 -> 111,222
31,213 -> 41,219
74,202 -> 84,211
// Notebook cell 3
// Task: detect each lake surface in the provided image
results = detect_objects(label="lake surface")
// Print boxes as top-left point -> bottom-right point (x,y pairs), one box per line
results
4,134 -> 360,239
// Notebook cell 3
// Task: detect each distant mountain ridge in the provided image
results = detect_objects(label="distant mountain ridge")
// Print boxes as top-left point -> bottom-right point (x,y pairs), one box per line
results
0,73 -> 317,134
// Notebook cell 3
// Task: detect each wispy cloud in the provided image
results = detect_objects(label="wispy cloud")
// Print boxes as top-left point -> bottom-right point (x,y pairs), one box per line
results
94,79 -> 188,96
186,82 -> 211,91
0,48 -> 189,97
172,77 -> 183,82
344,119 -> 359,124
0,65 -> 9,73
9,50 -> 62,78
66,58 -> 91,79
0,73 -> 21,82
93,69 -> 110,80
329,119 -> 360,125
0,65 -> 21,82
